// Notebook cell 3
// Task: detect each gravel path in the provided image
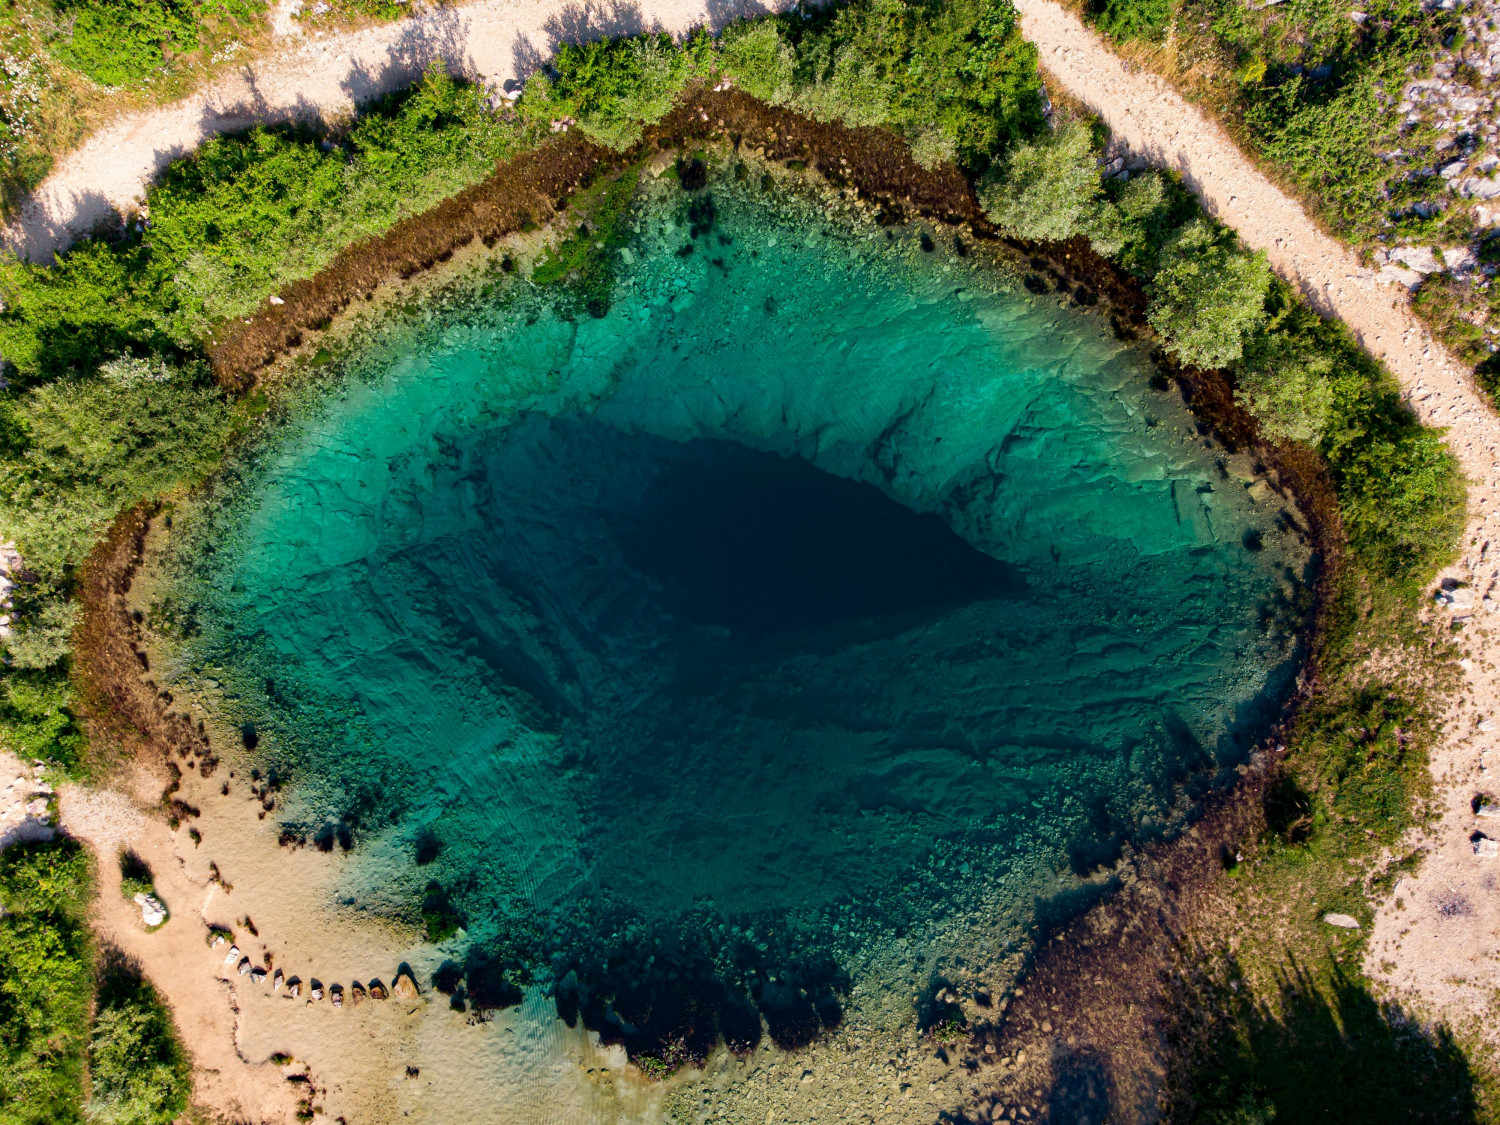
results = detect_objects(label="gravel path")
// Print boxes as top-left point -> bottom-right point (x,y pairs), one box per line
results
1017,0 -> 1500,1047
0,0 -> 789,262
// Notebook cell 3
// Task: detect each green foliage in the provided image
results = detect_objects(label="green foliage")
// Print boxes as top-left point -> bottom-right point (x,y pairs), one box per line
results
53,0 -> 200,86
50,0 -> 264,87
0,357 -> 233,586
787,0 -> 1043,171
1092,170 -> 1197,274
719,20 -> 795,104
0,839 -> 93,1125
1147,218 -> 1272,368
1233,329 -> 1335,445
978,118 -> 1100,241
531,34 -> 695,151
1095,0 -> 1172,42
0,666 -> 83,766
86,948 -> 189,1125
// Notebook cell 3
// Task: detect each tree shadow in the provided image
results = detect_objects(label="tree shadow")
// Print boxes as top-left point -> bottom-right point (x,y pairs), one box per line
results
1161,953 -> 1480,1124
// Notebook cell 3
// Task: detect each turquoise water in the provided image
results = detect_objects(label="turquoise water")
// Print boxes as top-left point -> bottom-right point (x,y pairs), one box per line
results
176,169 -> 1309,1061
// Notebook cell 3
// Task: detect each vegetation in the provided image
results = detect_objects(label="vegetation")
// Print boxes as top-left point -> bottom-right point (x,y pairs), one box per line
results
1146,218 -> 1273,369
0,839 -> 93,1125
86,948 -> 190,1125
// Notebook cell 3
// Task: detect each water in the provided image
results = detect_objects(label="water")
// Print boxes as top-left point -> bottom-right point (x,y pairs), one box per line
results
172,166 -> 1310,1084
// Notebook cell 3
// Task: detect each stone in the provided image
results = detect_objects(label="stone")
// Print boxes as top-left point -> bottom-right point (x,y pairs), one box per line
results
1443,159 -> 1469,178
369,981 -> 389,1000
350,983 -> 367,1006
137,894 -> 166,928
1394,245 -> 1444,273
392,972 -> 419,1001
1378,265 -> 1424,289
331,985 -> 343,1009
288,980 -> 301,999
1463,175 -> 1500,199
1445,246 -> 1479,273
250,968 -> 267,984
1477,836 -> 1500,857
1322,913 -> 1361,929
237,958 -> 253,976
1247,479 -> 1275,502
224,945 -> 241,965
273,969 -> 284,991
310,984 -> 324,1002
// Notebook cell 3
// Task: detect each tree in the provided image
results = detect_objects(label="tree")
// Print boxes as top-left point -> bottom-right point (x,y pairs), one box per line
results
1147,219 -> 1272,369
978,119 -> 1101,242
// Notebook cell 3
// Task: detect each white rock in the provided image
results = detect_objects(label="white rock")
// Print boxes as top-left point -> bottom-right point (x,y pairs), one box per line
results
1463,175 -> 1500,199
268,295 -> 285,305
1443,159 -> 1469,178
1445,246 -> 1479,273
224,945 -> 241,965
1323,913 -> 1361,929
1395,246 -> 1445,273
1477,836 -> 1500,857
1378,265 -> 1424,289
238,957 -> 253,976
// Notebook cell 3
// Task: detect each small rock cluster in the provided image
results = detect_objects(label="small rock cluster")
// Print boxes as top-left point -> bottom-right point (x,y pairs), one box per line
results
210,931 -> 420,1012
133,891 -> 167,927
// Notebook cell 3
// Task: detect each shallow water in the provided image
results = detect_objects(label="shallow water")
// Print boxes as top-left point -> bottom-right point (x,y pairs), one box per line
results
173,166 -> 1310,1113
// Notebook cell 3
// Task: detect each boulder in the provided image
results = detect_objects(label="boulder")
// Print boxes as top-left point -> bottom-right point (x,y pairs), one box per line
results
310,984 -> 324,1002
250,968 -> 268,984
331,985 -> 343,1009
287,980 -> 301,999
1394,246 -> 1444,273
1444,246 -> 1478,273
1377,265 -> 1423,289
1322,913 -> 1361,929
1476,836 -> 1499,857
392,972 -> 420,1001
273,969 -> 284,991
350,983 -> 367,1006
237,958 -> 253,977
369,980 -> 389,1001
224,945 -> 241,965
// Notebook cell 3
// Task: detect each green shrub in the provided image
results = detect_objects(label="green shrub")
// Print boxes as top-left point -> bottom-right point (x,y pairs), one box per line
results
1234,329 -> 1335,445
786,0 -> 1044,172
1095,0 -> 1173,42
979,119 -> 1101,241
530,34 -> 695,151
53,0 -> 200,86
1088,171 -> 1187,272
0,667 -> 83,767
1147,219 -> 1272,368
0,839 -> 94,1125
719,20 -> 796,104
86,948 -> 189,1125
0,357 -> 234,588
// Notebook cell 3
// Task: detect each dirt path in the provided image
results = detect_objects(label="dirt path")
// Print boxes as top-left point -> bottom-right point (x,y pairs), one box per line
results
0,0 -> 788,263
1016,0 -> 1500,1053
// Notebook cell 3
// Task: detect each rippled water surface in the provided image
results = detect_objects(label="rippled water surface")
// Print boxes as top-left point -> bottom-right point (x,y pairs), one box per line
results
173,167 -> 1310,1111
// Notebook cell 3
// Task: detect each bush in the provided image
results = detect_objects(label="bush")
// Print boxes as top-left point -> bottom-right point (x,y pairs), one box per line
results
719,20 -> 796,104
530,34 -> 696,151
86,948 -> 189,1125
1147,219 -> 1272,368
1234,329 -> 1336,445
1095,0 -> 1173,41
979,119 -> 1100,241
1088,171 -> 1187,272
0,839 -> 94,1125
52,0 -> 201,86
0,668 -> 83,767
787,0 -> 1044,172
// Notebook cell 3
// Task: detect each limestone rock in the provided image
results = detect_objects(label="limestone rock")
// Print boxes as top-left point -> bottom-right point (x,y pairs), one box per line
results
1322,913 -> 1361,929
1476,835 -> 1499,857
350,983 -> 367,1006
310,983 -> 324,1002
369,980 -> 389,1001
331,985 -> 343,1009
250,968 -> 267,984
224,944 -> 241,965
287,980 -> 301,999
273,968 -> 284,991
237,957 -> 252,976
1393,246 -> 1444,273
